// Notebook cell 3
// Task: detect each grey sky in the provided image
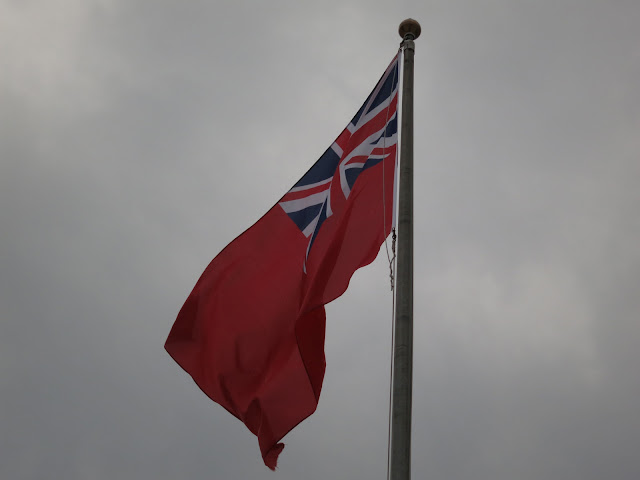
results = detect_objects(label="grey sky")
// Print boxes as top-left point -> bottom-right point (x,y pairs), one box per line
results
2,1 -> 639,479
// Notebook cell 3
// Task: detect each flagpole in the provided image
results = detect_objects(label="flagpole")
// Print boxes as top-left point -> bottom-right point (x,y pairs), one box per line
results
391,18 -> 420,480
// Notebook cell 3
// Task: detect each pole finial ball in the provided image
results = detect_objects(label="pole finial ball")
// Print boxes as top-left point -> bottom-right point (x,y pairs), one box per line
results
398,18 -> 421,40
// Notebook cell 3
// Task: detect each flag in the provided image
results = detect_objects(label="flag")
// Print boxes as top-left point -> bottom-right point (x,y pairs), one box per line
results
165,53 -> 400,469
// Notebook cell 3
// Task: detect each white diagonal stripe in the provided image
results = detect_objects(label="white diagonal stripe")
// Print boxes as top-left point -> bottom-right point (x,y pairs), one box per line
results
301,211 -> 321,238
331,141 -> 343,158
279,190 -> 328,213
352,87 -> 398,132
288,177 -> 331,193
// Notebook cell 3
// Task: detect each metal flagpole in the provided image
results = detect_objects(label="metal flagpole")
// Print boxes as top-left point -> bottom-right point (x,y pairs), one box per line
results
391,18 -> 420,480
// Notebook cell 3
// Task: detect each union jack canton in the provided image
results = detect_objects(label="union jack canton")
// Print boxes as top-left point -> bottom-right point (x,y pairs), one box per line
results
278,56 -> 400,270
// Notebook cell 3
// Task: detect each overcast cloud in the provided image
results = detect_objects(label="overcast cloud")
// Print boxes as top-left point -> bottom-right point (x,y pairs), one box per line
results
2,1 -> 639,479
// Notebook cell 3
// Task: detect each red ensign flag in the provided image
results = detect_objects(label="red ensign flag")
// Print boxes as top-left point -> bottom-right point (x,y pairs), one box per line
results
166,55 -> 399,469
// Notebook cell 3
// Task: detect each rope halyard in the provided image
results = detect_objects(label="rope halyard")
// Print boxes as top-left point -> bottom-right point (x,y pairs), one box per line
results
389,228 -> 397,290
383,48 -> 402,292
384,47 -> 402,480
